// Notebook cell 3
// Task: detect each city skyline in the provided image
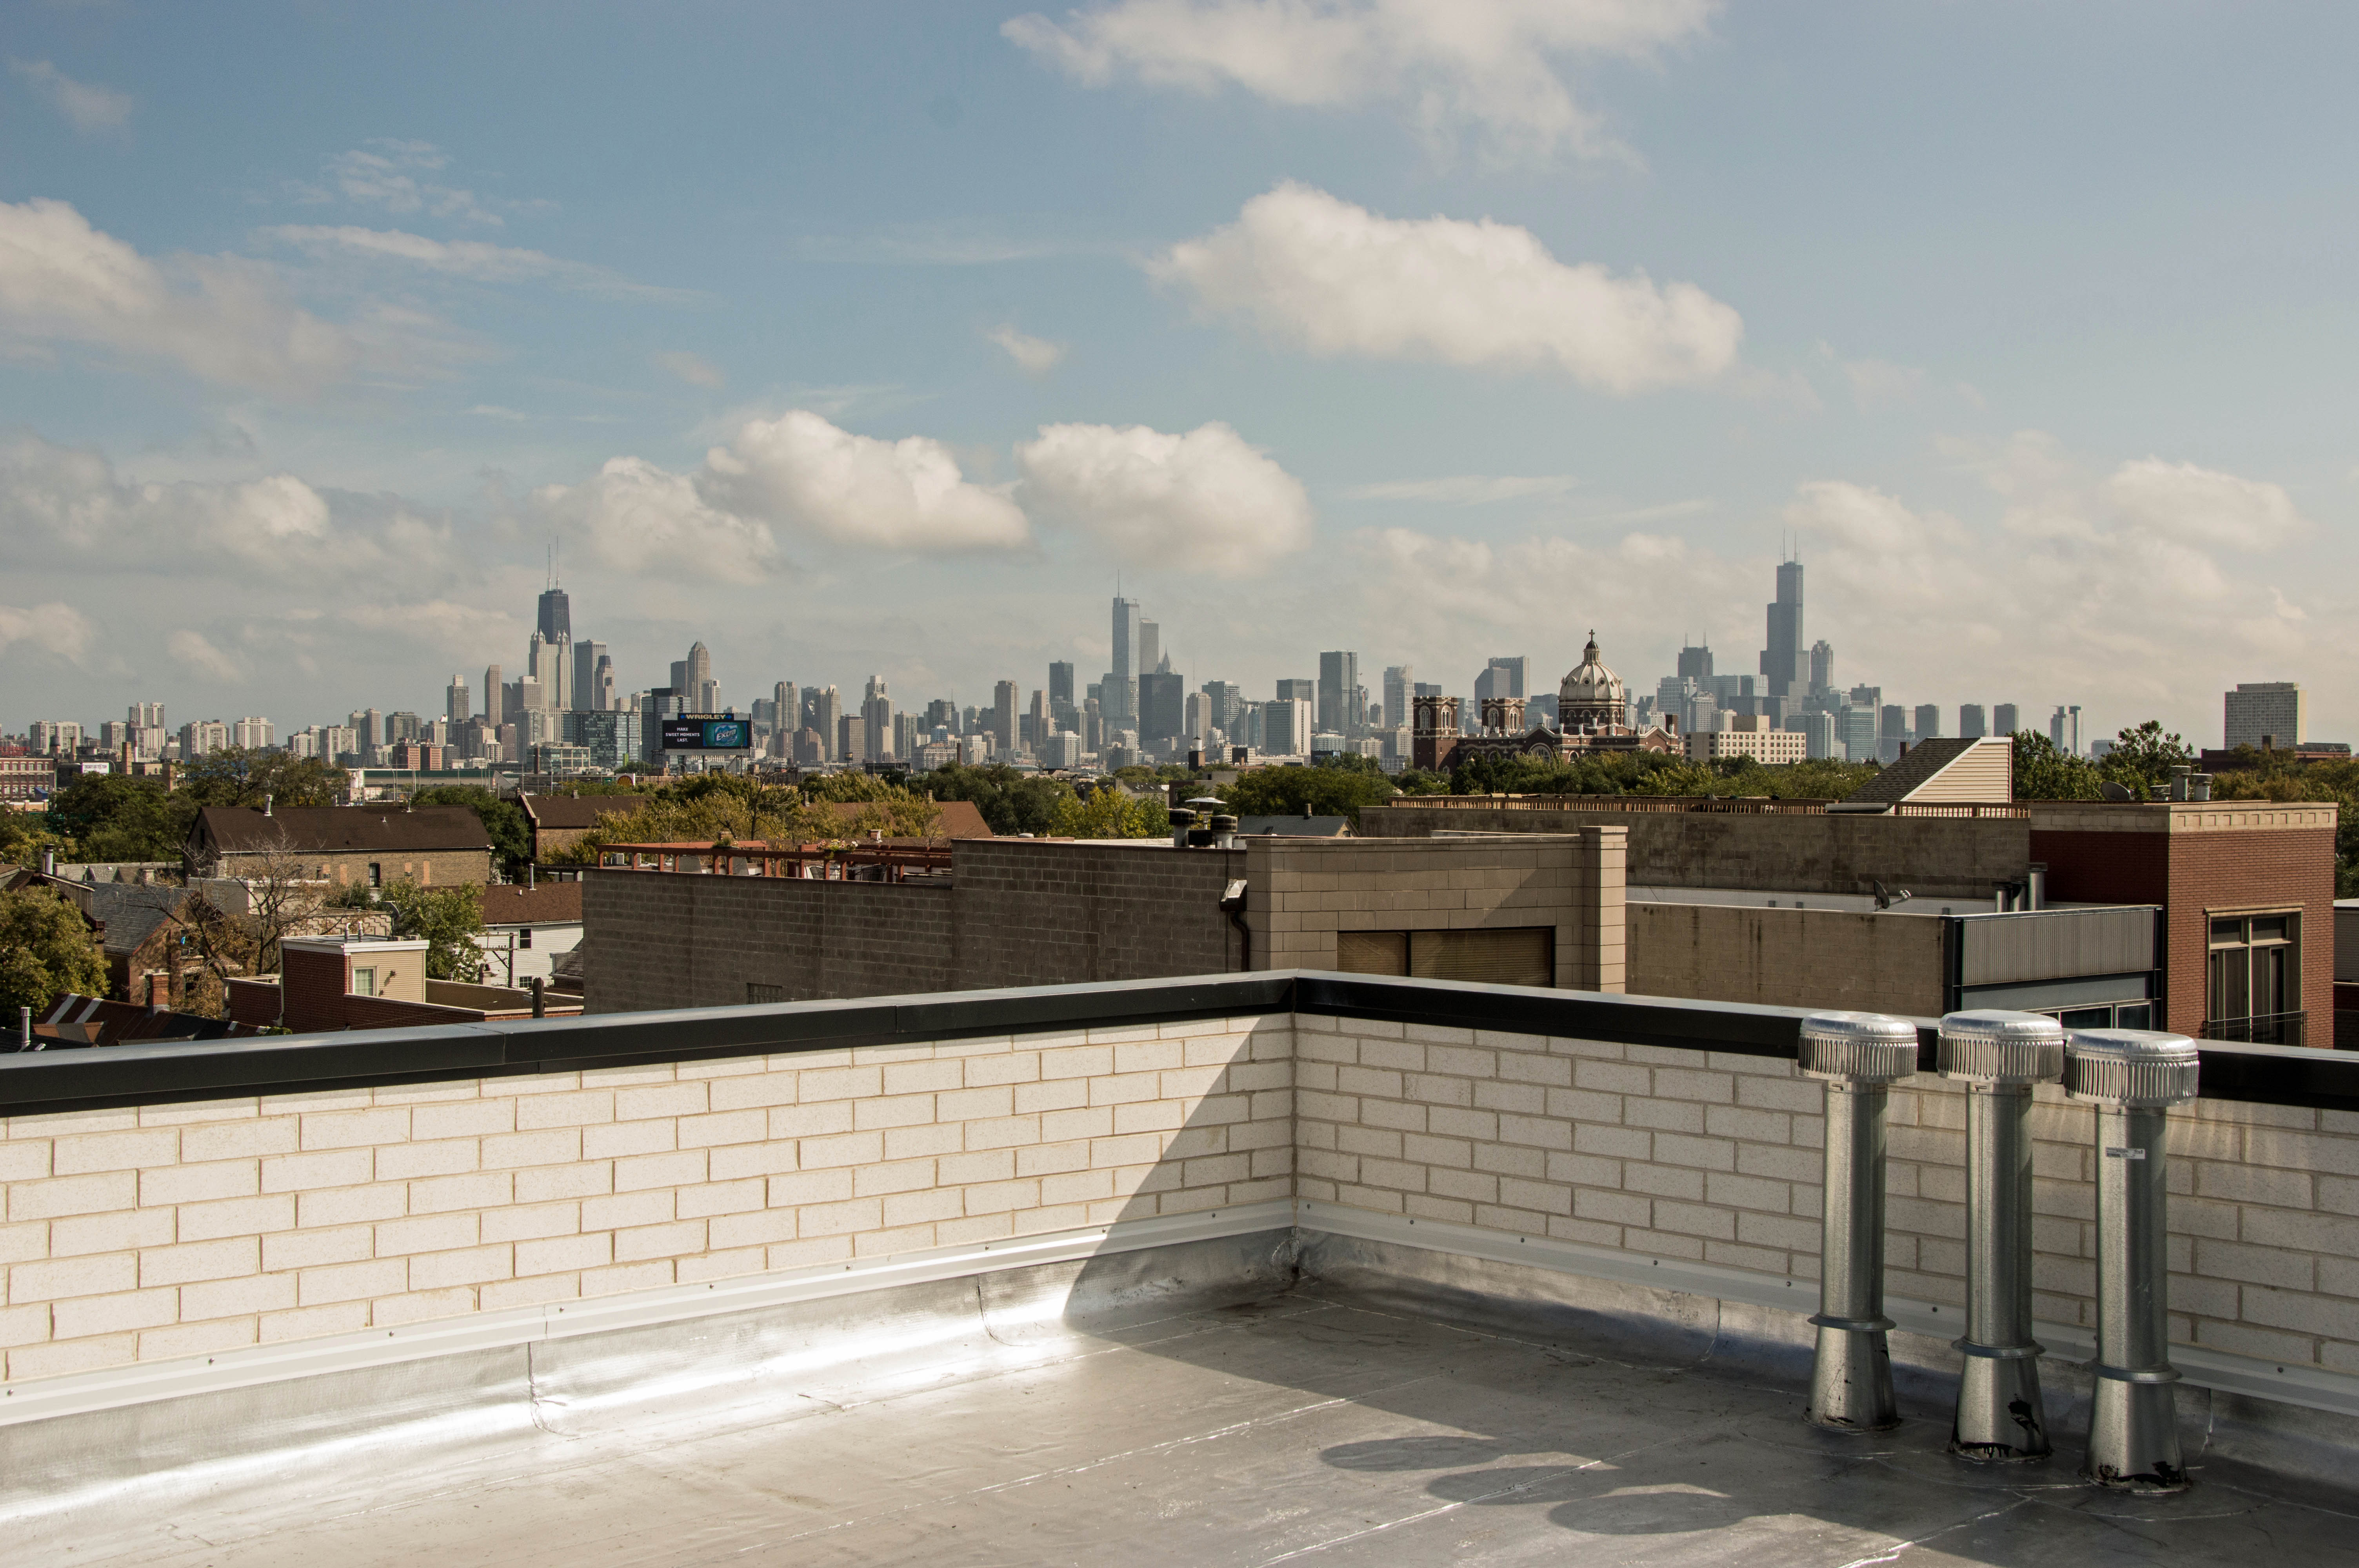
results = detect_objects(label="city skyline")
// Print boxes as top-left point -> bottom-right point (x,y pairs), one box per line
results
3,5 -> 2353,745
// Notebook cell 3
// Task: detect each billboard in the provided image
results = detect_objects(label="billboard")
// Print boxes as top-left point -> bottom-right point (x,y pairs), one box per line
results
660,713 -> 754,751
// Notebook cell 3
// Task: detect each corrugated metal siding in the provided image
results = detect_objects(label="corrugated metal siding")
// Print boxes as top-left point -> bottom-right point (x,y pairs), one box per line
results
1408,928 -> 1554,988
1959,905 -> 2155,986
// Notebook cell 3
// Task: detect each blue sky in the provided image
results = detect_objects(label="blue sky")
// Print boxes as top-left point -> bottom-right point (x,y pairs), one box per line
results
4,1 -> 2354,747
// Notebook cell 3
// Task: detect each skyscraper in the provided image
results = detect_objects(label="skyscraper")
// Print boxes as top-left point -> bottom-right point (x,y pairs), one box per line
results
529,631 -> 569,712
1048,661 -> 1074,708
1474,657 -> 1527,704
1318,651 -> 1361,739
1139,670 -> 1185,747
1140,620 -> 1163,676
1108,596 -> 1141,722
571,640 -> 609,711
2224,682 -> 2305,749
445,675 -> 470,726
1808,641 -> 1834,695
537,583 -> 570,643
862,676 -> 893,762
1994,702 -> 2020,735
1760,559 -> 1805,697
1677,641 -> 1714,682
671,642 -> 716,711
1383,666 -> 1413,729
483,666 -> 505,729
992,680 -> 1018,754
1914,704 -> 1941,741
1959,703 -> 1987,739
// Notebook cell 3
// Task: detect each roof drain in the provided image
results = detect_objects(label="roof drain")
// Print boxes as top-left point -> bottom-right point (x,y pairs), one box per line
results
1221,878 -> 1250,972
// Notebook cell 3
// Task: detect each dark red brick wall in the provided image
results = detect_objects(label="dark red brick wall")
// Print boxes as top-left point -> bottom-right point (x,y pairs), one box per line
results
2036,825 -> 2334,1039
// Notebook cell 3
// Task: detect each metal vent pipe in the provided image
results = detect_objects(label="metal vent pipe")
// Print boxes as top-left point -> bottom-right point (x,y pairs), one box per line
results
1799,1010 -> 1921,1431
2065,1028 -> 2202,1492
1938,1009 -> 2065,1461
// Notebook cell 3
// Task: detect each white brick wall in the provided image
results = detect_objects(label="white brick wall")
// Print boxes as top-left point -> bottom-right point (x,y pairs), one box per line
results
8,1007 -> 2356,1392
1297,1016 -> 2359,1377
0,1016 -> 1292,1384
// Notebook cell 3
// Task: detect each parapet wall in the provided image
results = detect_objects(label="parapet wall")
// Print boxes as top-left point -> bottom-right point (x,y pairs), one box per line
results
2,978 -> 2354,1413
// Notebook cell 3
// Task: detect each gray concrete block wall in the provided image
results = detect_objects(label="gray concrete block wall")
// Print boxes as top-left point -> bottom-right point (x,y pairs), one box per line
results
1627,902 -> 1948,1016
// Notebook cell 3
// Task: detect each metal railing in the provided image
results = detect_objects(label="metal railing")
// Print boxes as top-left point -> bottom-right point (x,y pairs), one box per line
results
2201,1010 -> 2306,1047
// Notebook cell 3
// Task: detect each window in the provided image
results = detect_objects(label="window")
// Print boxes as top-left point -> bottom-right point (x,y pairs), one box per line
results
1334,927 -> 1555,989
352,967 -> 376,997
747,982 -> 784,1004
2207,912 -> 2299,1044
518,927 -> 534,949
368,862 -> 382,889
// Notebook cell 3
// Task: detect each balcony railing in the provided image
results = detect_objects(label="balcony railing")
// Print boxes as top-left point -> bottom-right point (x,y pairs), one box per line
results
2202,1009 -> 2306,1047
1372,795 -> 2027,819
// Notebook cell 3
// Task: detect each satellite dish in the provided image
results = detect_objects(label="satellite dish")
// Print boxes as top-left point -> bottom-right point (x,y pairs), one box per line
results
2100,781 -> 2135,802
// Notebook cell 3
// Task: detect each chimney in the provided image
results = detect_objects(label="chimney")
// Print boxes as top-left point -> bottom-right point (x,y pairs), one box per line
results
41,848 -> 56,876
527,863 -> 536,891
146,972 -> 170,1013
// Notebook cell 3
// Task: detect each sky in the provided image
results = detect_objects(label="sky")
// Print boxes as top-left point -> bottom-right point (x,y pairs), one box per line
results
3,0 -> 2355,748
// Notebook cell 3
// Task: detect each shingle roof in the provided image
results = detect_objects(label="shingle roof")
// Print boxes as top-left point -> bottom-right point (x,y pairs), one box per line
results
478,882 -> 584,927
196,806 -> 493,856
1839,737 -> 1983,804
81,882 -> 193,954
841,799 -> 993,839
520,795 -> 647,830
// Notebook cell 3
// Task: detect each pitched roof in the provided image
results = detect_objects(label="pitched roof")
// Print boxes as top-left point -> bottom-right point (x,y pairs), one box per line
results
82,882 -> 193,954
521,794 -> 647,830
479,882 -> 584,927
1839,738 -> 1985,804
195,806 -> 493,856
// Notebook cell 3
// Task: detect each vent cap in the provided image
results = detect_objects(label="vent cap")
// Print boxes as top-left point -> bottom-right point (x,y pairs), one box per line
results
1939,1009 -> 2066,1086
1799,1011 -> 1920,1084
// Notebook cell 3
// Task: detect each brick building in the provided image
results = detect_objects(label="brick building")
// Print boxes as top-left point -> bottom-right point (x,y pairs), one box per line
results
520,794 -> 647,862
185,806 -> 494,889
0,754 -> 56,800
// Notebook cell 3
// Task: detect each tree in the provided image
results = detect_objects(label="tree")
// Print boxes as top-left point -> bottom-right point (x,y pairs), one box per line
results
1219,764 -> 1397,826
380,881 -> 487,982
2095,720 -> 2195,800
1052,787 -> 1167,839
0,887 -> 107,1015
0,809 -> 71,867
42,774 -> 193,862
412,784 -> 531,877
2011,730 -> 2102,800
920,764 -> 1075,836
175,748 -> 349,809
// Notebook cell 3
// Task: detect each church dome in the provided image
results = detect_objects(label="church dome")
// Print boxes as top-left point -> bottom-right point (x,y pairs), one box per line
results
1558,633 -> 1628,729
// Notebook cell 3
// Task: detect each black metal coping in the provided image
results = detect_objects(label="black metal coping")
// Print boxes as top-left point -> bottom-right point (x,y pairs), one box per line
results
2,972 -> 2353,1118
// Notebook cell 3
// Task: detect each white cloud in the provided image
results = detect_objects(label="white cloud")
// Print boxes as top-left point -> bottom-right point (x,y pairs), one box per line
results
342,599 -> 516,650
322,141 -> 507,226
987,323 -> 1068,375
1345,473 -> 1577,504
167,628 -> 244,682
9,59 -> 133,134
0,199 -> 357,393
1152,183 -> 1742,393
1005,0 -> 1714,163
0,433 -> 451,584
531,456 -> 783,581
656,350 -> 725,388
1017,419 -> 1312,575
702,411 -> 1032,553
262,225 -> 690,301
0,600 -> 96,663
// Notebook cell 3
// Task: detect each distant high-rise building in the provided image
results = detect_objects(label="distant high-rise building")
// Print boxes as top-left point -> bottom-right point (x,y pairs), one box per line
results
1808,641 -> 1834,695
1677,641 -> 1714,682
1138,670 -> 1185,747
1109,596 -> 1142,722
537,582 -> 571,643
231,716 -> 275,751
1276,677 -> 1316,704
862,675 -> 894,762
1139,620 -> 1162,677
1959,703 -> 1987,739
1317,652 -> 1361,739
1837,706 -> 1878,762
1788,710 -> 1838,761
445,675 -> 470,726
804,685 -> 842,751
177,720 -> 227,758
1474,657 -> 1527,707
1049,661 -> 1074,708
529,631 -> 569,712
1760,559 -> 1805,697
386,711 -> 422,745
350,708 -> 384,750
992,680 -> 1018,754
1878,704 -> 1908,764
2224,682 -> 2304,750
1848,685 -> 1881,716
1263,698 -> 1312,757
2050,705 -> 2081,756
571,640 -> 608,711
483,667 -> 505,730
1913,704 -> 1941,741
131,701 -> 165,729
924,698 -> 957,731
1994,702 -> 2020,735
1201,680 -> 1244,737
1382,666 -> 1413,730
837,714 -> 865,763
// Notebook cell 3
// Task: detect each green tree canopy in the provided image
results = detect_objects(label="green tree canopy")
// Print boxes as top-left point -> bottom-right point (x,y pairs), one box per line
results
919,764 -> 1075,836
176,748 -> 349,809
2209,755 -> 2359,896
42,775 -> 194,862
0,887 -> 107,1014
379,880 -> 487,983
1051,787 -> 1168,839
2010,730 -> 2103,800
2094,721 -> 2197,800
1218,764 -> 1397,826
0,810 -> 71,867
411,784 -> 531,877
